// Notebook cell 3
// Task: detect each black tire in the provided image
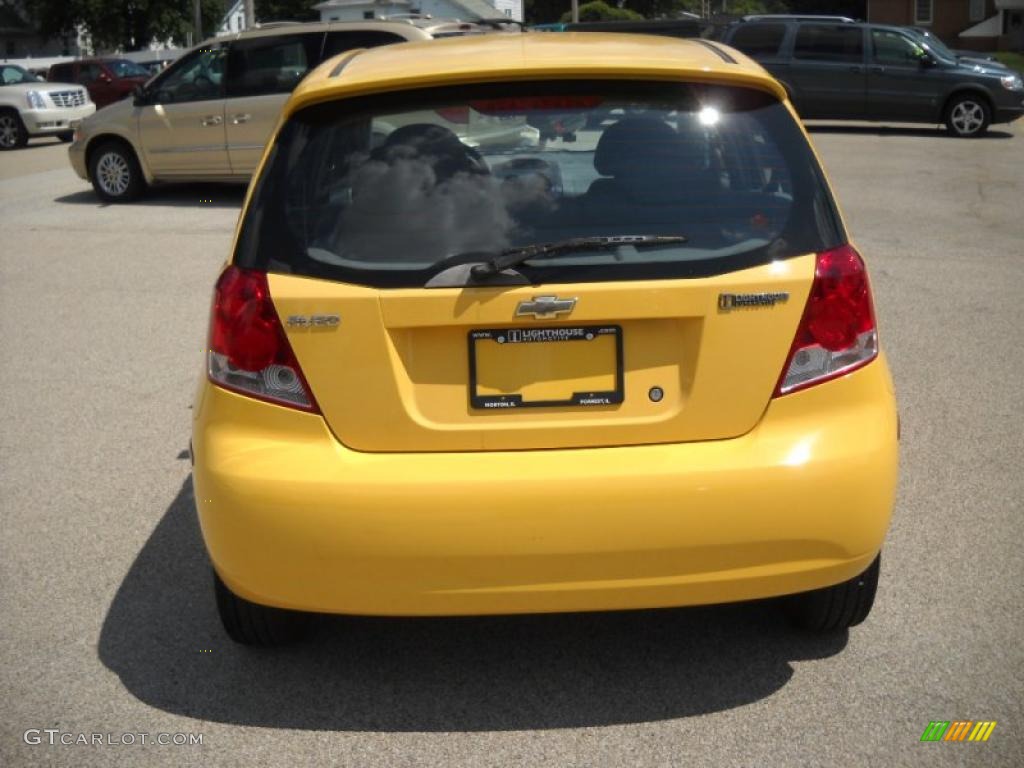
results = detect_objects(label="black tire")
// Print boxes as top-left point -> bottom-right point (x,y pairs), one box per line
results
213,568 -> 314,646
88,139 -> 146,202
944,93 -> 991,137
784,554 -> 880,632
57,131 -> 74,143
0,109 -> 29,150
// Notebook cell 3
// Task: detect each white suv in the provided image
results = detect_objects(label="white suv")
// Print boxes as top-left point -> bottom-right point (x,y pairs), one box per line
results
0,64 -> 95,149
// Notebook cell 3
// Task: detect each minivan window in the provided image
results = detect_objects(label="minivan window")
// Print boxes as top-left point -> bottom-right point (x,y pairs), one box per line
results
149,44 -> 226,104
729,23 -> 787,58
322,30 -> 408,59
226,33 -> 323,98
236,81 -> 844,288
793,25 -> 864,63
871,30 -> 925,65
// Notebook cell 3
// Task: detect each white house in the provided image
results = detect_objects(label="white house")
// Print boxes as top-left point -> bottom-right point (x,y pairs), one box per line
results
217,0 -> 250,37
313,0 -> 522,24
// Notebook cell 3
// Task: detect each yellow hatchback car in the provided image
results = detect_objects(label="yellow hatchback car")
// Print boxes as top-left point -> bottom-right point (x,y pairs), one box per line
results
193,34 -> 898,645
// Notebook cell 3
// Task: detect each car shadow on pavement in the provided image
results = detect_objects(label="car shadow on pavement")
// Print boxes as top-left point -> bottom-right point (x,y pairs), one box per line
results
805,124 -> 1015,139
54,183 -> 246,209
98,476 -> 848,732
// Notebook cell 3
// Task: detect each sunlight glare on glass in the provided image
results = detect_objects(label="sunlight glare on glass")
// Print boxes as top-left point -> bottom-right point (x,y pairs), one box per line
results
697,106 -> 720,127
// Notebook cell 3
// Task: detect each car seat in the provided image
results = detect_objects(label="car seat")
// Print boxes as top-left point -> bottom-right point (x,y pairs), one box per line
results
370,123 -> 488,183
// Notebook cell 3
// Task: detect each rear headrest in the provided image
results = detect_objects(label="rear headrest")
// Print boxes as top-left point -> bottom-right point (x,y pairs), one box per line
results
593,117 -> 704,178
372,123 -> 483,181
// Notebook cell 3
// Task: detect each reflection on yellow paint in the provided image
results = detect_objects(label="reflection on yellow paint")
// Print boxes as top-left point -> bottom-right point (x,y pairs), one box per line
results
783,437 -> 814,467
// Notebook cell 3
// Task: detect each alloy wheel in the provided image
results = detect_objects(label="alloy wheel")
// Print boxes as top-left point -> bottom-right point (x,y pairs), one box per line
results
96,152 -> 131,197
950,101 -> 985,136
0,115 -> 18,148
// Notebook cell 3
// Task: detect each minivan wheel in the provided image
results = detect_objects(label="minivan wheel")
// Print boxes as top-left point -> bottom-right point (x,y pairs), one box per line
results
0,109 -> 28,150
783,554 -> 880,632
945,95 -> 990,137
213,568 -> 314,646
88,140 -> 146,201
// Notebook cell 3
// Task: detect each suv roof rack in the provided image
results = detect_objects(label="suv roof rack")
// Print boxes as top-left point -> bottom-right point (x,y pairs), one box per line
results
741,14 -> 856,23
252,21 -> 304,29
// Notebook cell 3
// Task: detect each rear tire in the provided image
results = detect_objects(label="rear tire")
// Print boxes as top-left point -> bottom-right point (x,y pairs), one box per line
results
88,139 -> 146,202
213,568 -> 314,646
0,109 -> 28,150
945,94 -> 990,137
784,554 -> 880,632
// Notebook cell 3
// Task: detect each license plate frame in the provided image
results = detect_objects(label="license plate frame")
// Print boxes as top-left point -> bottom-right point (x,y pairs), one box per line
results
468,325 -> 623,410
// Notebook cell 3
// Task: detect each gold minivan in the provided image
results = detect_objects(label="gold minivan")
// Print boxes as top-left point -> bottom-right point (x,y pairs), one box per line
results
68,20 -> 517,201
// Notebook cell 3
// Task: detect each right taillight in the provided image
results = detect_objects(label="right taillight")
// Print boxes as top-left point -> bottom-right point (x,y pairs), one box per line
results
775,245 -> 878,396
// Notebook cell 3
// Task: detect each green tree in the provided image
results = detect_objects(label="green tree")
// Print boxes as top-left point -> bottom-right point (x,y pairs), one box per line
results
25,0 -> 225,52
255,0 -> 318,23
621,0 -> 695,19
525,0 -> 569,24
560,0 -> 644,22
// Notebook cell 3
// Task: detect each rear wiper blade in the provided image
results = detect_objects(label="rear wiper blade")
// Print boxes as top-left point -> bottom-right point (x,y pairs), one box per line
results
469,234 -> 687,278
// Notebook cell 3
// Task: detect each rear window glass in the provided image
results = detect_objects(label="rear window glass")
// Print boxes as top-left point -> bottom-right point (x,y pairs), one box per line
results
236,80 -> 844,288
107,59 -> 150,78
729,24 -> 787,57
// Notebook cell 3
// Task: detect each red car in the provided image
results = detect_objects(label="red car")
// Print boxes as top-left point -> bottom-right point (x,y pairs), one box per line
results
47,59 -> 150,109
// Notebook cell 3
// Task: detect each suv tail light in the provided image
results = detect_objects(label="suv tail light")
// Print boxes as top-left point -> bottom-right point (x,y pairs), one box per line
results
775,245 -> 878,396
207,267 -> 319,412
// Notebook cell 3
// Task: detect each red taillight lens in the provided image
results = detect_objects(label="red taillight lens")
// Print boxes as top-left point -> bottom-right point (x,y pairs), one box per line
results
207,267 -> 318,412
775,245 -> 878,396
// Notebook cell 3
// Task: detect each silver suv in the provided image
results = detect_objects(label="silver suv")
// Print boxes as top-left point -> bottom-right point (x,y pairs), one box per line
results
0,64 -> 95,149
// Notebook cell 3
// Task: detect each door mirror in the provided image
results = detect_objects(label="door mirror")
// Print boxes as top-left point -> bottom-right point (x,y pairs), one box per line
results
99,72 -> 113,83
132,84 -> 147,107
918,52 -> 936,67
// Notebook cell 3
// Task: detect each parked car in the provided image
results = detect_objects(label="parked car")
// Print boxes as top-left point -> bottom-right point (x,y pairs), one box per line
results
720,19 -> 1024,136
67,20 -> 520,201
192,33 -> 897,645
0,63 -> 95,149
47,58 -> 152,109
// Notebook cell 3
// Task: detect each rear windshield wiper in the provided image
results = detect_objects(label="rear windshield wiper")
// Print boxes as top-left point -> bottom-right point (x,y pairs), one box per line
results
469,235 -> 687,278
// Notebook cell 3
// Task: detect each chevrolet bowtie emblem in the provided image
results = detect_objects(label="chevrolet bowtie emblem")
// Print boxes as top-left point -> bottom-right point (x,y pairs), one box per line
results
515,296 -> 577,319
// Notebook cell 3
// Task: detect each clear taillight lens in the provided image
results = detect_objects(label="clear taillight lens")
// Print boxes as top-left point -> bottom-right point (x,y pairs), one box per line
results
775,245 -> 878,396
207,267 -> 318,412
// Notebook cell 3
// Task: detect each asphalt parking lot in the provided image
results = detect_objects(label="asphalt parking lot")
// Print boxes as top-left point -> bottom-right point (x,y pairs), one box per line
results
1,123 -> 1022,767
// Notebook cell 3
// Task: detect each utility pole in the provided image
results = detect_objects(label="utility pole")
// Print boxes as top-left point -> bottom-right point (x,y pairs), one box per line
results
571,0 -> 579,22
193,0 -> 202,42
244,0 -> 256,29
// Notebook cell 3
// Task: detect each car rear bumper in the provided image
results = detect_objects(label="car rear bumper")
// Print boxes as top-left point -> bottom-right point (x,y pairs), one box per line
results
21,104 -> 95,136
193,356 -> 898,616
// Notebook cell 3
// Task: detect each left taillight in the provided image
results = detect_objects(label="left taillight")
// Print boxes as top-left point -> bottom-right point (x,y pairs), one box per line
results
774,245 -> 879,396
207,267 -> 319,412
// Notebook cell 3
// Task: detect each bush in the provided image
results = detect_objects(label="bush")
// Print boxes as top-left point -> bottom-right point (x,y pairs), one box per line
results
560,1 -> 645,22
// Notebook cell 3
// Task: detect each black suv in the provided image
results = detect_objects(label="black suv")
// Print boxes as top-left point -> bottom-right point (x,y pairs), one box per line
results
720,19 -> 1024,136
